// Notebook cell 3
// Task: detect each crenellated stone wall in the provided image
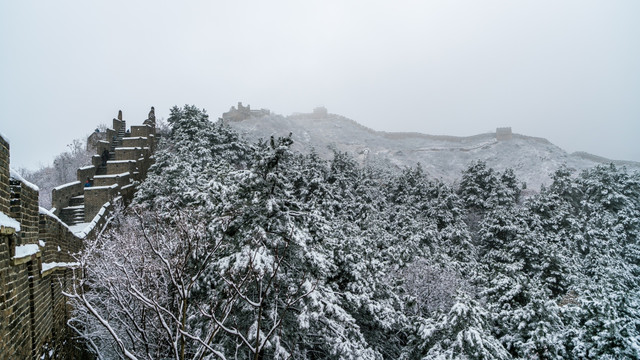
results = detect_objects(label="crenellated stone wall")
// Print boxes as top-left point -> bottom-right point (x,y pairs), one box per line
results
1,107 -> 157,359
1,173 -> 85,359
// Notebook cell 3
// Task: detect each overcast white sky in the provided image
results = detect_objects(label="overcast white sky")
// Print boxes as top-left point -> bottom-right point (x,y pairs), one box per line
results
1,1 -> 639,170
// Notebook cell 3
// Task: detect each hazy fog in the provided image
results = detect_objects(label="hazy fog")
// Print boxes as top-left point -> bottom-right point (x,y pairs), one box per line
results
1,1 -> 639,170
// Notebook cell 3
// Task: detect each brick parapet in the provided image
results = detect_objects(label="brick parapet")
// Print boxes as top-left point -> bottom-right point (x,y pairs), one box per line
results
96,140 -> 111,158
84,184 -> 117,221
0,136 -> 9,214
0,249 -> 34,360
115,146 -> 150,162
91,154 -> 102,168
106,160 -> 136,175
0,135 -> 85,359
93,173 -> 130,188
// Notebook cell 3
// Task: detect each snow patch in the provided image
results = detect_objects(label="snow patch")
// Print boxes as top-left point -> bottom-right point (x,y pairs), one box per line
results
0,211 -> 20,231
41,262 -> 80,273
14,244 -> 40,259
68,222 -> 90,233
85,184 -> 118,190
93,174 -> 118,179
106,160 -> 135,164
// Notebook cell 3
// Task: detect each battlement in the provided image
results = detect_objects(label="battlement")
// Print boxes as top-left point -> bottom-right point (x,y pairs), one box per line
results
1,138 -> 85,358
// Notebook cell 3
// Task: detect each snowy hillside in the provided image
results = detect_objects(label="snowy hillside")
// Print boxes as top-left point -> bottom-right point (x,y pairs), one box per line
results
227,111 -> 640,190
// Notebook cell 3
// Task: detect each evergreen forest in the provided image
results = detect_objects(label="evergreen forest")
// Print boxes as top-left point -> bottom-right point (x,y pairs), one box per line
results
68,105 -> 640,359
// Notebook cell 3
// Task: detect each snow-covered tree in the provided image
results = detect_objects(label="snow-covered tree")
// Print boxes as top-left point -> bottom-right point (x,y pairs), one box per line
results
401,294 -> 509,360
67,105 -> 640,359
67,207 -> 232,360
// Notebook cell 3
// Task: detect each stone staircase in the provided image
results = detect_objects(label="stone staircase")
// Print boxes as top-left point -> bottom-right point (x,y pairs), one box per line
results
51,110 -> 155,227
59,195 -> 85,225
110,124 -> 126,158
95,121 -> 126,177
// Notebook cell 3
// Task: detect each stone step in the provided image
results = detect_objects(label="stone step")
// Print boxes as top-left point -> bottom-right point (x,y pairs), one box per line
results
61,212 -> 84,216
63,205 -> 84,210
95,166 -> 107,176
69,195 -> 85,207
59,205 -> 85,225
62,216 -> 85,222
61,206 -> 83,211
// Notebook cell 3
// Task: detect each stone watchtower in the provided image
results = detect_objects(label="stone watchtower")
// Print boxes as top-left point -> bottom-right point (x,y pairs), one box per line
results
222,102 -> 270,122
496,127 -> 513,141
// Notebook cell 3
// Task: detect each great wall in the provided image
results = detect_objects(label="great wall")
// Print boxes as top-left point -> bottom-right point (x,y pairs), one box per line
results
0,108 -> 157,359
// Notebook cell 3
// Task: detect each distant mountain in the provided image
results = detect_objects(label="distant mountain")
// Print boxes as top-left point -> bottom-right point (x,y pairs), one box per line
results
225,109 -> 640,190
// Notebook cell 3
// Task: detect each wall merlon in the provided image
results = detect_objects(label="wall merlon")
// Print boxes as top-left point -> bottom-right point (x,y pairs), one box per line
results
77,165 -> 97,183
91,154 -> 102,168
112,119 -> 125,134
106,128 -> 116,145
51,181 -> 82,216
9,177 -> 39,245
96,140 -> 111,157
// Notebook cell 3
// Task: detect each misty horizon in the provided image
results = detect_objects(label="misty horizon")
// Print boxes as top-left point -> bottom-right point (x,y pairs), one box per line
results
1,1 -> 639,169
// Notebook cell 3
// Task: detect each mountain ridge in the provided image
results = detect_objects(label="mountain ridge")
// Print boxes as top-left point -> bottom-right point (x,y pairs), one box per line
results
224,110 -> 639,190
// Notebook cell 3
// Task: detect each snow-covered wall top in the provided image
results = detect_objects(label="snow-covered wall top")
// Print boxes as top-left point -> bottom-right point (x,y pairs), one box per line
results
10,168 -> 39,191
0,130 -> 9,145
